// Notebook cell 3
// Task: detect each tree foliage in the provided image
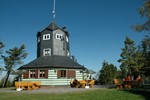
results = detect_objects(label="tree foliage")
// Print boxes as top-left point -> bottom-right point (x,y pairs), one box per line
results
0,42 -> 4,71
99,60 -> 117,85
0,42 -> 4,51
118,36 -> 137,77
133,0 -> 150,77
140,36 -> 150,76
0,44 -> 27,88
133,0 -> 150,32
0,42 -> 4,57
118,36 -> 147,79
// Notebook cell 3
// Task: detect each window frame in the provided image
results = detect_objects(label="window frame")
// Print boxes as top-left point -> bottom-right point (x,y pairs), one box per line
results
38,37 -> 40,43
56,34 -> 63,40
43,48 -> 51,56
39,70 -> 46,78
67,50 -> 70,56
66,36 -> 69,42
43,34 -> 50,40
30,70 -> 36,78
60,70 -> 66,78
23,69 -> 48,79
57,70 -> 76,79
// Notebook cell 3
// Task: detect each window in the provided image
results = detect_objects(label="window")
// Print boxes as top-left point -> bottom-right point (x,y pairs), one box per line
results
56,34 -> 63,40
39,70 -> 45,78
57,70 -> 66,78
30,70 -> 36,78
61,70 -> 66,77
43,34 -> 50,40
57,70 -> 76,78
43,48 -> 51,56
67,50 -> 70,56
38,37 -> 40,43
66,36 -> 69,42
24,69 -> 48,79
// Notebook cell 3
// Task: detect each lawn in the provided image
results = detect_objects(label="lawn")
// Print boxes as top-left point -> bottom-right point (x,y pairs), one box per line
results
0,88 -> 149,100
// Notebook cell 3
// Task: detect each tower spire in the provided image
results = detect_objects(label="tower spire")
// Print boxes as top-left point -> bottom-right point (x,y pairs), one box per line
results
52,0 -> 56,20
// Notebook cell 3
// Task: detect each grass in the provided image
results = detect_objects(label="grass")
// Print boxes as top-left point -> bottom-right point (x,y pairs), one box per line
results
0,88 -> 149,100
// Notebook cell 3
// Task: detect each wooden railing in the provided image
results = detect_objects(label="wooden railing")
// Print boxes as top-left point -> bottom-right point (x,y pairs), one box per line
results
15,81 -> 41,91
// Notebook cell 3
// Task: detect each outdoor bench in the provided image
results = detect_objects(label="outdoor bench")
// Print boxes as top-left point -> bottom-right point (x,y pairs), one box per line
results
70,79 -> 95,88
15,81 -> 41,91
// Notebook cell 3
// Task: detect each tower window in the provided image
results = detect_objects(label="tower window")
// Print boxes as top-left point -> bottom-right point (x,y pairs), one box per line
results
56,34 -> 63,40
43,48 -> 51,56
43,34 -> 50,40
66,36 -> 69,42
67,50 -> 70,56
38,37 -> 40,43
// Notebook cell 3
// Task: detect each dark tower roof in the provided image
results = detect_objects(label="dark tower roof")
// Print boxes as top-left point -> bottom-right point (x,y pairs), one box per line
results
46,22 -> 60,30
40,22 -> 69,36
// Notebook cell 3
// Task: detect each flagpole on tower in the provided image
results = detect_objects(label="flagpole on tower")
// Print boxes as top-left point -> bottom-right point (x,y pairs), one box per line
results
52,0 -> 56,21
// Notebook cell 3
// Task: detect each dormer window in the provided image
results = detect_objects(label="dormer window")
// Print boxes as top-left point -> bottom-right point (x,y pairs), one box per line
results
56,34 -> 63,40
43,48 -> 51,56
43,34 -> 50,40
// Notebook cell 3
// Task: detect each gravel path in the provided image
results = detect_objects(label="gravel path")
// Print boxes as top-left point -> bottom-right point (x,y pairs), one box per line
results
0,85 -> 108,94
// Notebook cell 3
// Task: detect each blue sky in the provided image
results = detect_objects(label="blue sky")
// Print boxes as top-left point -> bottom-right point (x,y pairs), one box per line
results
0,0 -> 147,74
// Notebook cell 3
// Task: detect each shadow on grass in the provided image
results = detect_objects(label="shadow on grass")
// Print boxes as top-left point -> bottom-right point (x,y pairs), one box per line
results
122,89 -> 150,100
0,87 -> 16,90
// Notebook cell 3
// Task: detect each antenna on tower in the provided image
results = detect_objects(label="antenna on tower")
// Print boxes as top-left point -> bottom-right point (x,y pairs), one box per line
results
52,0 -> 56,20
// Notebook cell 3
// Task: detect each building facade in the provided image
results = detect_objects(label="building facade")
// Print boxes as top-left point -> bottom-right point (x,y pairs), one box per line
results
19,22 -> 87,86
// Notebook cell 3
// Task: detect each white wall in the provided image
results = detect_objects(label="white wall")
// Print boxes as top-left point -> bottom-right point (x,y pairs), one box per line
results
22,69 -> 84,86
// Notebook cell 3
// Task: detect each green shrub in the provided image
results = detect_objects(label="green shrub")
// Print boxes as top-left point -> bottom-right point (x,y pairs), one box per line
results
0,77 -> 13,87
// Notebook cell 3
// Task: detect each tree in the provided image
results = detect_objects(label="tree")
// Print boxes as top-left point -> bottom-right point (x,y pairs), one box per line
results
99,60 -> 117,85
140,36 -> 150,76
0,42 -> 4,51
0,42 -> 4,57
131,0 -> 150,78
0,42 -> 5,72
1,44 -> 27,88
133,0 -> 150,32
118,36 -> 138,78
132,48 -> 145,78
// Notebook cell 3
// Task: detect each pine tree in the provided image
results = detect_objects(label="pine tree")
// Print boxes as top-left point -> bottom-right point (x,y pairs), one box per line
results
0,42 -> 4,71
118,36 -> 137,78
99,60 -> 117,84
1,44 -> 27,88
140,36 -> 150,76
